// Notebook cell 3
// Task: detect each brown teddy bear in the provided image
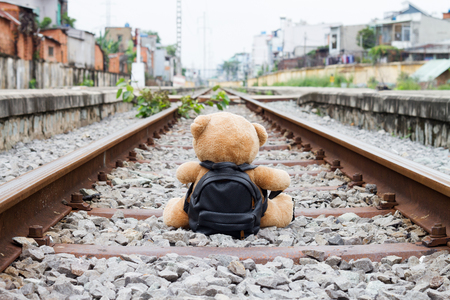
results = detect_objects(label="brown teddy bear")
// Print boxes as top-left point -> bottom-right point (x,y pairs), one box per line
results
163,112 -> 293,234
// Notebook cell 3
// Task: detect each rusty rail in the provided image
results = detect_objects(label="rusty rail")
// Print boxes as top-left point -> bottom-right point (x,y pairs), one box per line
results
226,88 -> 450,238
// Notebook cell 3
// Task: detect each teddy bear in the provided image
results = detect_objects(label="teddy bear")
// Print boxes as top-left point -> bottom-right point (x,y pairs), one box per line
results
163,111 -> 293,234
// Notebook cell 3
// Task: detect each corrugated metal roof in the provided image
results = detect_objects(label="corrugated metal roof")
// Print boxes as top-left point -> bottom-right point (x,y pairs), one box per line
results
412,60 -> 450,82
0,8 -> 19,25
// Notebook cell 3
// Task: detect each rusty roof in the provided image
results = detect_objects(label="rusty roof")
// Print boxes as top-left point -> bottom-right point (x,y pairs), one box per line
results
0,8 -> 19,25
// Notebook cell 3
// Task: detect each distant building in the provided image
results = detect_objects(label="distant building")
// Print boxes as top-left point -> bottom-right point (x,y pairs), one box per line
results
40,28 -> 68,63
39,34 -> 61,62
108,52 -> 127,74
329,24 -> 365,56
105,26 -> 132,53
66,28 -> 95,69
0,1 -> 35,60
282,20 -> 341,57
5,0 -> 67,27
251,32 -> 272,76
372,2 -> 450,50
94,43 -> 104,71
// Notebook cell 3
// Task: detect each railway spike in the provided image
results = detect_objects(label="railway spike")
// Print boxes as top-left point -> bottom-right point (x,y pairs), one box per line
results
377,193 -> 398,210
116,160 -> 124,168
128,150 -> 137,162
98,171 -> 107,181
280,128 -> 287,135
68,193 -> 92,211
138,144 -> 147,150
147,137 -> 155,146
286,131 -> 294,139
27,225 -> 50,246
422,223 -> 450,247
348,173 -> 365,188
331,159 -> 343,171
153,131 -> 161,139
159,128 -> 165,135
302,143 -> 312,152
315,149 -> 325,160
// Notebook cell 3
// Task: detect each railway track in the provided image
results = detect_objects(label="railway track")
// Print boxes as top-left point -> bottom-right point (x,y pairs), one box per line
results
1,87 -> 450,298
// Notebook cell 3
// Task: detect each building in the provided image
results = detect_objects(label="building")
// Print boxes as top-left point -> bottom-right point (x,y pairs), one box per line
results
251,32 -> 272,76
282,20 -> 341,57
411,59 -> 450,86
105,26 -> 132,53
329,24 -> 365,56
372,2 -> 450,50
39,34 -> 61,62
0,2 -> 35,60
6,0 -> 67,27
94,43 -> 104,71
40,28 -> 67,63
66,28 -> 95,69
404,39 -> 450,60
108,52 -> 127,74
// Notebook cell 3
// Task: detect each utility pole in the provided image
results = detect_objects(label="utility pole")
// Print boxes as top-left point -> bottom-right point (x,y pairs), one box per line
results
176,0 -> 182,75
197,12 -> 210,82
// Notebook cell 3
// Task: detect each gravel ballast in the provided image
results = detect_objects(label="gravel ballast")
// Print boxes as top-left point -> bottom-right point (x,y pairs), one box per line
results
266,100 -> 450,176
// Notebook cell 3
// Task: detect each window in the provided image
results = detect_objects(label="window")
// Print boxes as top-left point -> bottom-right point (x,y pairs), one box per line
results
48,46 -> 54,57
118,35 -> 123,42
394,24 -> 410,41
403,26 -> 410,41
331,34 -> 337,50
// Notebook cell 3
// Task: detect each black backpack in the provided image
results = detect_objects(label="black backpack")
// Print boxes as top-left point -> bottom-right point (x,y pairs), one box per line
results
183,160 -> 273,239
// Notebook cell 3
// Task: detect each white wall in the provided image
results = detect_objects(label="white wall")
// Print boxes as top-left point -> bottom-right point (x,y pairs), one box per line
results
66,29 -> 95,69
10,0 -> 60,26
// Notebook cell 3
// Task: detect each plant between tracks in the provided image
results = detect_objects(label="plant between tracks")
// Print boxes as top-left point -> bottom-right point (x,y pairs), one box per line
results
177,85 -> 230,118
116,78 -> 171,118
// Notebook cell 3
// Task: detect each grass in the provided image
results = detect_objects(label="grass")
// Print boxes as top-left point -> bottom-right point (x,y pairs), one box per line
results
272,75 -> 349,87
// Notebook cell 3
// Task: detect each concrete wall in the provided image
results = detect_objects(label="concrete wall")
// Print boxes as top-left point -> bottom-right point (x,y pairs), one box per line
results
0,89 -> 133,150
0,56 -> 130,89
297,89 -> 450,148
66,29 -> 96,69
242,61 -> 425,87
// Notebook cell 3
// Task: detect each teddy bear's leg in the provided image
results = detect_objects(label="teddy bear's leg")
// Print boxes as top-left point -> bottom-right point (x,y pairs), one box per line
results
163,197 -> 190,228
260,193 -> 293,228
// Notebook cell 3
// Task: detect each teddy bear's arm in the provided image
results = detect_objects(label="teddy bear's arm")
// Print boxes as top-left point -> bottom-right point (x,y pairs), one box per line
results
176,161 -> 202,184
253,166 -> 291,191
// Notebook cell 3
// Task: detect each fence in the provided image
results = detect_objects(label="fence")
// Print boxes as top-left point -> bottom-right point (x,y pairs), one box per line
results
0,56 -> 130,89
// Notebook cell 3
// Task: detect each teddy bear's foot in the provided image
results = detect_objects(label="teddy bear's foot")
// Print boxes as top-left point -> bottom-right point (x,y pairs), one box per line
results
260,193 -> 293,228
163,197 -> 190,228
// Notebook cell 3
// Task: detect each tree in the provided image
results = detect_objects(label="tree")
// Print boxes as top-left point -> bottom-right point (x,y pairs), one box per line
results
166,44 -> 177,56
96,30 -> 120,55
220,60 -> 240,80
143,30 -> 161,43
62,12 -> 76,28
368,45 -> 401,63
356,27 -> 376,50
37,17 -> 52,29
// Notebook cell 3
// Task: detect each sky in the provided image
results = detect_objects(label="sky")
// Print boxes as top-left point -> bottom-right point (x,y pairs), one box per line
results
70,0 -> 450,71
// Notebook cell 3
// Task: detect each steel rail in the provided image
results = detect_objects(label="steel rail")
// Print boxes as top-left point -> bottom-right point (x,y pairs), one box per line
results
0,88 -> 212,272
225,88 -> 450,236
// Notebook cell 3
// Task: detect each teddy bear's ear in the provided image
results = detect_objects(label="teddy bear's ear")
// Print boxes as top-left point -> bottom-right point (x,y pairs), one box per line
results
252,123 -> 268,147
191,115 -> 211,139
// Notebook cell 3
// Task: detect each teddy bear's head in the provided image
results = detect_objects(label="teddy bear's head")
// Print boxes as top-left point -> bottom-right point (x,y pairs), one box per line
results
190,112 -> 268,165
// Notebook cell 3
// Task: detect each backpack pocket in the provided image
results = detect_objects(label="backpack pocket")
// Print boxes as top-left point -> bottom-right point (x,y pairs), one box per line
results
198,211 -> 255,233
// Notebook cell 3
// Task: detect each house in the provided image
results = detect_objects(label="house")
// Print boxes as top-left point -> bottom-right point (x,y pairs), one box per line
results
105,26 -> 132,52
133,46 -> 151,74
39,34 -> 61,62
94,43 -> 104,71
251,32 -> 273,76
282,20 -> 341,57
329,24 -> 365,56
40,28 -> 67,63
411,59 -> 450,86
372,2 -> 450,50
0,1 -> 35,60
6,0 -> 67,27
66,28 -> 95,69
108,52 -> 127,74
404,39 -> 450,60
